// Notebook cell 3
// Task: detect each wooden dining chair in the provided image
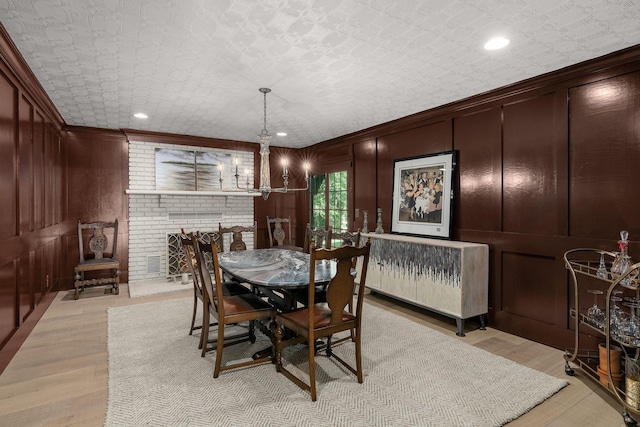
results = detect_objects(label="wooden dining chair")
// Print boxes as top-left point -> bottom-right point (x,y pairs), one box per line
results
219,221 -> 257,252
267,216 -> 302,251
179,230 -> 250,355
303,223 -> 331,254
273,239 -> 371,401
192,233 -> 277,377
73,219 -> 120,299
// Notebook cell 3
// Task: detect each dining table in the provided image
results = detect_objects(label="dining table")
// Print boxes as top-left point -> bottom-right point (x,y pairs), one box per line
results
218,248 -> 340,359
217,248 -> 338,312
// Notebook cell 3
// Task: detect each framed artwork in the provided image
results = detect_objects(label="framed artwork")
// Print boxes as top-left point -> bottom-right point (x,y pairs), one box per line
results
155,148 -> 232,191
390,150 -> 457,239
155,149 -> 197,191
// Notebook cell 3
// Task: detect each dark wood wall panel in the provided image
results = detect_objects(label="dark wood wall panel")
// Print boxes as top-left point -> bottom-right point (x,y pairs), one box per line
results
0,260 -> 17,348
33,113 -> 44,230
501,251 -> 559,325
18,252 -> 33,323
0,71 -> 17,239
353,139 -> 377,232
18,96 -> 33,234
503,92 -> 568,236
569,71 -> 640,239
453,108 -> 502,232
65,130 -> 128,223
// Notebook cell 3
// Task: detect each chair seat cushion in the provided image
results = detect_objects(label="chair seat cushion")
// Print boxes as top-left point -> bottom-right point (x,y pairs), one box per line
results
75,258 -> 119,271
279,305 -> 356,329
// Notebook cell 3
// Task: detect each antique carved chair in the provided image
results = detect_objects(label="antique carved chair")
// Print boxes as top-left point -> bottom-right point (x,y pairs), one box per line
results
73,220 -> 120,299
192,233 -> 277,377
179,230 -> 250,354
273,239 -> 371,401
267,216 -> 302,251
219,221 -> 257,252
303,223 -> 332,254
330,229 -> 361,250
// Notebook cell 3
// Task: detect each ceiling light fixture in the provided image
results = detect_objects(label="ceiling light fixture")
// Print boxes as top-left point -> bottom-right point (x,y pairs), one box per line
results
484,37 -> 510,50
220,88 -> 309,200
133,112 -> 148,119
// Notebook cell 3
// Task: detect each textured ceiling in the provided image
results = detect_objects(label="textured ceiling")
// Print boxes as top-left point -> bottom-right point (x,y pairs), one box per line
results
1,0 -> 640,148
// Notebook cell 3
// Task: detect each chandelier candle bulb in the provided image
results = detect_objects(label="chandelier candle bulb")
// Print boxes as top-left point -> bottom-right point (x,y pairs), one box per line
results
282,158 -> 288,176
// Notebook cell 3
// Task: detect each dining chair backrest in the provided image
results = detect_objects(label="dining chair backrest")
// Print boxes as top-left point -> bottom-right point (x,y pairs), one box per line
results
330,229 -> 361,247
219,221 -> 257,252
179,230 -> 208,342
179,229 -> 200,289
192,233 -> 224,317
78,219 -> 119,262
303,223 -> 331,253
267,216 -> 293,248
180,229 -> 221,277
307,240 -> 370,321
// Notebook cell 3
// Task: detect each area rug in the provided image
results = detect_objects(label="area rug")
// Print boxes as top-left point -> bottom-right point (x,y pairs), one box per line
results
105,298 -> 567,427
127,279 -> 191,298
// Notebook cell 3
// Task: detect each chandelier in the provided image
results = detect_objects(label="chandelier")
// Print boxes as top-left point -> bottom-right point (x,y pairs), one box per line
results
220,87 -> 309,200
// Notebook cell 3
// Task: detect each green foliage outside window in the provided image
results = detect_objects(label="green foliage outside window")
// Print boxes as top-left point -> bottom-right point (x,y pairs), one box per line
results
309,171 -> 348,247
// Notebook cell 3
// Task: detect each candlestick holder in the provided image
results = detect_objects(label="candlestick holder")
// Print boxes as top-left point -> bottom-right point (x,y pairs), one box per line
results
362,210 -> 369,233
375,208 -> 384,234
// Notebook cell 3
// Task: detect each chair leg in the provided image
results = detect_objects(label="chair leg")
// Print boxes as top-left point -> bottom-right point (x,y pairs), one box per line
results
200,304 -> 209,357
213,323 -> 225,378
355,330 -> 363,384
308,336 -> 317,402
190,293 -> 197,336
249,320 -> 256,343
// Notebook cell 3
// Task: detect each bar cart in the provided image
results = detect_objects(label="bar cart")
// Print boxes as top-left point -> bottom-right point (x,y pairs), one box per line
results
564,247 -> 640,427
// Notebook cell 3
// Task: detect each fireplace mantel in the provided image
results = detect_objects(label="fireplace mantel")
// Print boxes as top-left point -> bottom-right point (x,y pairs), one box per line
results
125,189 -> 259,197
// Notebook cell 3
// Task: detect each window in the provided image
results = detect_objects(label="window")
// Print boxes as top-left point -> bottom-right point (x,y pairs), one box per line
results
309,171 -> 348,246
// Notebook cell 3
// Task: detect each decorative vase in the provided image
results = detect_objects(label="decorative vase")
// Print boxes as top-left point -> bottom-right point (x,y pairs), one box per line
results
627,356 -> 640,409
597,364 -> 624,390
598,343 -> 623,374
181,272 -> 190,285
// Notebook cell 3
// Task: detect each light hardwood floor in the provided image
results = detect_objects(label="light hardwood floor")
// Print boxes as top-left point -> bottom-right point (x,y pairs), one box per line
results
0,284 -> 629,426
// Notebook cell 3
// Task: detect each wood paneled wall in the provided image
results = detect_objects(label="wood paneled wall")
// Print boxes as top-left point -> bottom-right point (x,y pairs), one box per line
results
303,46 -> 640,349
0,26 -> 64,372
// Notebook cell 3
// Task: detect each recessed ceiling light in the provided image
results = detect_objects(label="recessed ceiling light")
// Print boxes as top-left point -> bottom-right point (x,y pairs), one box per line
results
133,112 -> 148,119
276,132 -> 287,136
484,37 -> 510,50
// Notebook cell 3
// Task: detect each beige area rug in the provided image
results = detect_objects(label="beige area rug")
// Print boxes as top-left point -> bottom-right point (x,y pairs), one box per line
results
105,298 -> 567,427
127,278 -> 191,298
